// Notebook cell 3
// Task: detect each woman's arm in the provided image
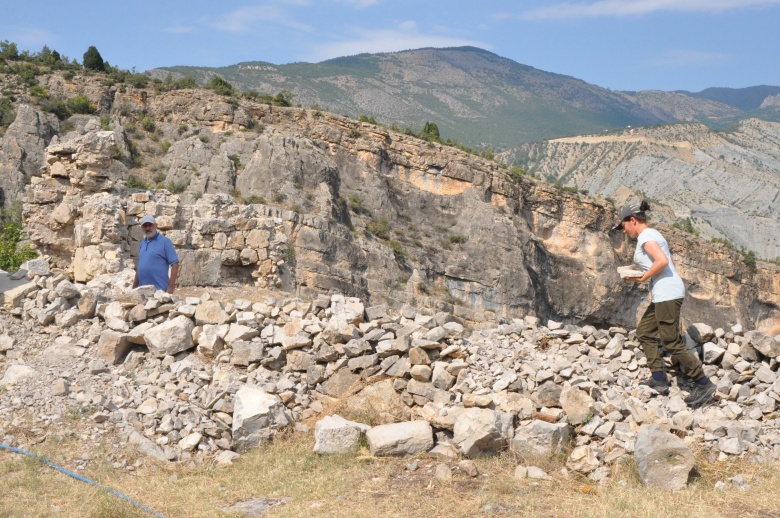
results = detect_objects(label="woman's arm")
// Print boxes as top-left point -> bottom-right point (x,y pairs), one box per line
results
630,240 -> 668,283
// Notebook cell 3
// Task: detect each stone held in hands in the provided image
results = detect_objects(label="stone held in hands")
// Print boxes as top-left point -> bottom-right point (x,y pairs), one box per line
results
617,265 -> 643,279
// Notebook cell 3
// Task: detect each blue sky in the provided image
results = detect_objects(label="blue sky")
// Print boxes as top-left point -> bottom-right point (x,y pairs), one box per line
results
2,0 -> 779,92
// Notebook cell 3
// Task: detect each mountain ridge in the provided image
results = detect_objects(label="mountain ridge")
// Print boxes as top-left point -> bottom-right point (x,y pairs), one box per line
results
152,46 -> 779,148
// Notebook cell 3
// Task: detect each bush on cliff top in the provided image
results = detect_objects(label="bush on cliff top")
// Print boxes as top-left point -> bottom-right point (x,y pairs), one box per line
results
0,201 -> 37,272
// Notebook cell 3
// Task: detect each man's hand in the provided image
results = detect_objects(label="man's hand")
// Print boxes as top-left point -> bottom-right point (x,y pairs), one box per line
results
167,262 -> 180,294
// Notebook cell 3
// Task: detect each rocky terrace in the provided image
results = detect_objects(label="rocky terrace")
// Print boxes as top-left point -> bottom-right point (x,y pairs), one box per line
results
2,259 -> 780,489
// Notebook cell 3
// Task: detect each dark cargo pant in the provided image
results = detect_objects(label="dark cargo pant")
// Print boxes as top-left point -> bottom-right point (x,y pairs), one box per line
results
636,298 -> 704,381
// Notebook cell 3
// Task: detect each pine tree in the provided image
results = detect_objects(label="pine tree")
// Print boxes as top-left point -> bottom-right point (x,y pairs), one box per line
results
83,46 -> 104,71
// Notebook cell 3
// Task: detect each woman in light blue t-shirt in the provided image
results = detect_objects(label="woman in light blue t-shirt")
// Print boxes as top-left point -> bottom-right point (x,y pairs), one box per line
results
613,201 -> 715,408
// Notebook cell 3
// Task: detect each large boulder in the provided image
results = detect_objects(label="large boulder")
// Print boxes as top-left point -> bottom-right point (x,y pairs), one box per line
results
452,408 -> 514,458
0,365 -> 38,385
313,415 -> 371,454
232,386 -> 293,453
365,421 -> 433,456
634,424 -> 694,490
345,379 -> 411,423
511,420 -> 573,456
560,386 -> 596,425
745,330 -> 780,358
144,315 -> 195,357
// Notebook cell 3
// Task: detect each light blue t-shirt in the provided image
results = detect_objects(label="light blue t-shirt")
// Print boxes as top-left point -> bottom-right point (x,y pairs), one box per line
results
634,228 -> 685,303
137,232 -> 179,291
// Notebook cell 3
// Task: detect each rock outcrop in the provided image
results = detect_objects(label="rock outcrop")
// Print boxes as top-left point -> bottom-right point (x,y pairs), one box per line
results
4,91 -> 777,328
2,77 -> 778,330
508,120 -> 780,260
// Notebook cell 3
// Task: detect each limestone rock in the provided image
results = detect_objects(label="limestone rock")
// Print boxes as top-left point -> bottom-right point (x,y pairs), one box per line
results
634,424 -> 694,490
0,365 -> 37,385
687,323 -> 715,344
511,420 -> 572,456
366,421 -> 433,456
560,386 -> 596,424
313,414 -> 371,454
144,315 -> 196,357
232,386 -> 293,453
452,408 -> 513,458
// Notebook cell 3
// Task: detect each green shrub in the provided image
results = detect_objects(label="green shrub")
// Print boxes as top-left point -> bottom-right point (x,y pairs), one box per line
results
65,95 -> 95,114
175,75 -> 198,89
124,120 -> 137,135
348,195 -> 370,216
480,148 -> 495,160
0,97 -> 15,127
206,76 -> 235,96
126,175 -> 148,189
13,65 -> 39,86
672,217 -> 698,236
177,124 -> 188,135
228,154 -> 240,168
447,234 -> 469,244
388,240 -> 406,259
39,97 -> 70,119
510,166 -> 526,181
63,70 -> 76,81
127,73 -> 148,88
367,217 -> 390,240
742,249 -> 757,274
0,40 -> 19,60
0,222 -> 37,271
711,237 -> 736,251
358,114 -> 377,124
160,139 -> 171,153
140,115 -> 155,132
28,85 -> 48,98
165,179 -> 189,194
421,121 -> 440,141
285,242 -> 295,262
243,195 -> 266,205
272,90 -> 294,107
0,201 -> 37,272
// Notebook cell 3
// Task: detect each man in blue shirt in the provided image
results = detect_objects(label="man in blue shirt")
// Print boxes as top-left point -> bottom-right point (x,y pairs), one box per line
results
132,215 -> 180,293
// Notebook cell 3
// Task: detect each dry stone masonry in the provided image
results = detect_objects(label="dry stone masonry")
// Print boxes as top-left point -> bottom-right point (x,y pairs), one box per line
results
2,261 -> 780,488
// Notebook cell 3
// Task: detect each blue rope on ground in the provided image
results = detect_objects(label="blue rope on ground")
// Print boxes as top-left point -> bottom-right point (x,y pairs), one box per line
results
0,442 -> 165,518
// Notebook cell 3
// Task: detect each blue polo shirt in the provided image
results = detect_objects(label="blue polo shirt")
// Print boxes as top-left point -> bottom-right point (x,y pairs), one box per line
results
137,232 -> 179,291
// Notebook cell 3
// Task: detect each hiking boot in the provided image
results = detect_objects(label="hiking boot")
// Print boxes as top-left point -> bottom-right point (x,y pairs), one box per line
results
640,376 -> 670,395
684,380 -> 716,408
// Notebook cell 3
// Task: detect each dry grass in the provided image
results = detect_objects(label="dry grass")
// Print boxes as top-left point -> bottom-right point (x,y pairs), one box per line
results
2,431 -> 780,518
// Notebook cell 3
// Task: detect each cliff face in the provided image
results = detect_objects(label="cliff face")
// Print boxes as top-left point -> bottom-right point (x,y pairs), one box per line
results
4,74 -> 779,332
506,120 -> 780,260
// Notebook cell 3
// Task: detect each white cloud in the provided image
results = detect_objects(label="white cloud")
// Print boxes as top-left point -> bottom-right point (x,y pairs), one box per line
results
646,49 -> 729,66
209,5 -> 311,33
302,22 -> 489,62
519,0 -> 780,20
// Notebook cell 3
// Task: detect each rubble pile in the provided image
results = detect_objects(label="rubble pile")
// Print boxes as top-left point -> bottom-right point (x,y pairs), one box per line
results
2,261 -> 780,483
